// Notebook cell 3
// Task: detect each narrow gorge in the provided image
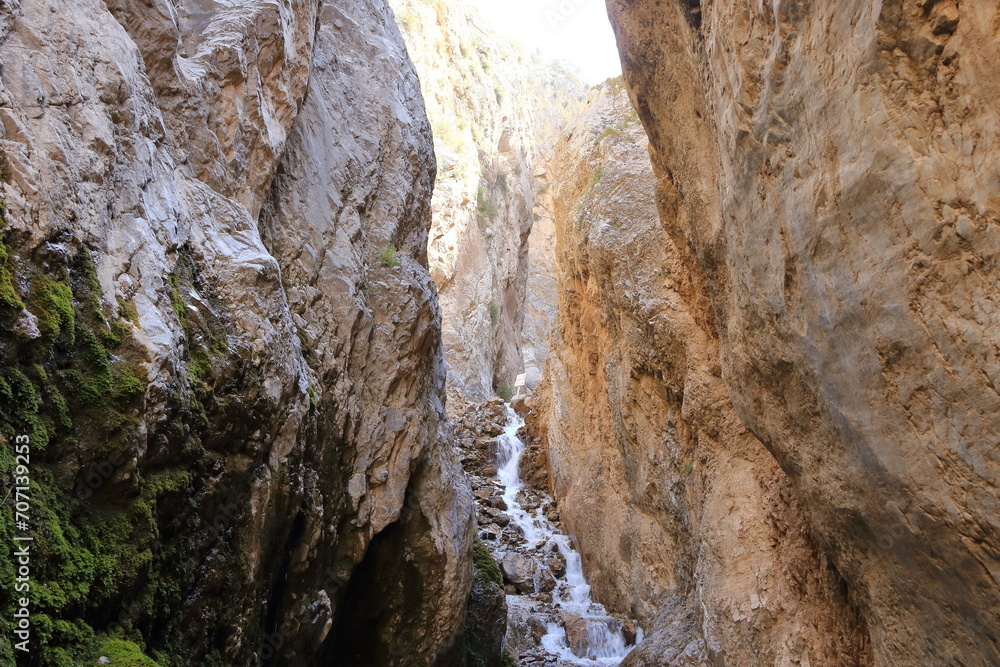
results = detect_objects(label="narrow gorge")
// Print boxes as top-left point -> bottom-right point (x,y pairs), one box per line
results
0,1 -> 997,666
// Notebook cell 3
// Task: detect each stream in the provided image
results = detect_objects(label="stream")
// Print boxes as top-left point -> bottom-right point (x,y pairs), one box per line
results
492,406 -> 640,666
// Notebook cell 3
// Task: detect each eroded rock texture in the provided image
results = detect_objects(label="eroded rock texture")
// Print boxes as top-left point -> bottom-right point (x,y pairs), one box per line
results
389,0 -> 585,400
0,0 -> 470,664
533,83 -> 869,666
607,0 -> 1000,664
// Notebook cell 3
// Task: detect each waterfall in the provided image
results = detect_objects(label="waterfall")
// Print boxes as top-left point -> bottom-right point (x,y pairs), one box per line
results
494,406 -> 640,665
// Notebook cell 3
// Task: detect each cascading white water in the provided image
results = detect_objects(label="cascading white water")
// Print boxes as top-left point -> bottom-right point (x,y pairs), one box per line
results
495,406 -> 640,666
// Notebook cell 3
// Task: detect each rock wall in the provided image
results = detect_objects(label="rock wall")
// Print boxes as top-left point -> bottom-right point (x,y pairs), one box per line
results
607,0 -> 1000,664
389,0 -> 585,400
532,83 -> 869,665
0,1 -> 471,664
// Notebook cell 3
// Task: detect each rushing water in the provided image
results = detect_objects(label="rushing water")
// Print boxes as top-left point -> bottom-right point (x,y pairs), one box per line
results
495,406 -> 640,666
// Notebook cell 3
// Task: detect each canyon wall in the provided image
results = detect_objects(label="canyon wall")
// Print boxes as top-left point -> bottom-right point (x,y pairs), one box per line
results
606,0 -> 1000,664
390,0 -> 584,400
0,1 -> 471,664
533,83 -> 869,665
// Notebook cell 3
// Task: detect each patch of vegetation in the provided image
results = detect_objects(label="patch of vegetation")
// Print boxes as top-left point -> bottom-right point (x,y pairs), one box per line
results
495,382 -> 513,403
496,170 -> 508,194
97,638 -> 161,666
378,245 -> 400,268
477,187 -> 499,225
0,226 -> 276,661
0,235 -> 24,311
502,654 -> 517,667
489,300 -> 501,327
597,126 -> 621,143
682,463 -> 694,476
591,166 -> 604,189
472,537 -> 503,588
0,239 -> 188,664
296,326 -> 312,355
0,147 -> 10,184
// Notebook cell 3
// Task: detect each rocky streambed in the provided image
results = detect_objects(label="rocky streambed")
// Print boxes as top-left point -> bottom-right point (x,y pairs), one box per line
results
454,399 -> 641,666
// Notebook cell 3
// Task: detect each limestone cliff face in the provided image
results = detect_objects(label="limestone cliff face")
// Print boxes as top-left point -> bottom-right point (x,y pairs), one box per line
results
607,0 -> 1000,664
532,83 -> 869,665
0,1 -> 470,664
389,0 -> 585,400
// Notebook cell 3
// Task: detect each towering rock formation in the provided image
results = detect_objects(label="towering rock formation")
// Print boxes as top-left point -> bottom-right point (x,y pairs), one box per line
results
389,0 -> 585,400
606,1 -> 1000,664
0,1 -> 471,664
533,82 -> 869,665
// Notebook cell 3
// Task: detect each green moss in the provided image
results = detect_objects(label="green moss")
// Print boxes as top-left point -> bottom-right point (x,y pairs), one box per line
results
32,615 -> 99,666
167,272 -> 186,324
0,241 -> 163,662
111,365 -> 146,399
97,638 -> 161,666
472,537 -> 503,588
28,274 -> 75,342
0,240 -> 23,311
119,299 -> 140,325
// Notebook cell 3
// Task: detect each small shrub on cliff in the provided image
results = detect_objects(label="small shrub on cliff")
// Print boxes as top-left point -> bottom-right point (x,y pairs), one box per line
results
597,126 -> 621,143
489,300 -> 501,326
591,166 -> 604,189
378,245 -> 399,268
495,383 -> 513,403
477,187 -> 498,224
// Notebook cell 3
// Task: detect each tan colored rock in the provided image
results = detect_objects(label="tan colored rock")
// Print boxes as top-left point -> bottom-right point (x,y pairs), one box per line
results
0,0 -> 470,663
534,83 -> 870,665
608,0 -> 1000,663
390,0 -> 585,400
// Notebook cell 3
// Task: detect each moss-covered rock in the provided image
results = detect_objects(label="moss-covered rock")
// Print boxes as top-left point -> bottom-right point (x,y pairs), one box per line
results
472,535 -> 503,588
464,536 -> 508,667
98,638 -> 161,666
